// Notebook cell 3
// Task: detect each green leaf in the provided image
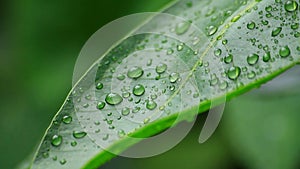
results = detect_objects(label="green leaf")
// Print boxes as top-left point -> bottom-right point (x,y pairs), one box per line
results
29,0 -> 300,168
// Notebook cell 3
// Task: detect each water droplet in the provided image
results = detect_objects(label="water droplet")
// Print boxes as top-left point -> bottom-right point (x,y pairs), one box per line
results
214,48 -> 222,56
207,25 -> 218,36
60,159 -> 67,165
156,63 -> 167,74
51,135 -> 62,147
143,118 -> 150,124
175,21 -> 191,35
247,71 -> 256,79
127,66 -> 143,79
73,131 -> 87,139
96,82 -> 103,90
62,115 -> 72,124
177,44 -> 183,51
224,54 -> 233,64
167,49 -> 174,55
105,93 -> 123,105
263,52 -> 271,62
219,81 -> 228,90
133,84 -> 145,96
279,46 -> 291,58
284,0 -> 298,12
169,72 -> 180,83
117,74 -> 126,81
121,107 -> 130,116
97,101 -> 106,110
291,23 -> 299,30
222,39 -> 228,45
247,21 -> 256,30
146,100 -> 157,110
297,46 -> 300,51
247,54 -> 259,65
271,27 -> 282,37
227,66 -> 241,80
71,141 -> 77,147
118,130 -> 126,138
42,152 -> 49,158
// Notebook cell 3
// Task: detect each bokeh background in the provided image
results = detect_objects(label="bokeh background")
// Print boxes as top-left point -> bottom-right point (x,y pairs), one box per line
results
0,0 -> 300,169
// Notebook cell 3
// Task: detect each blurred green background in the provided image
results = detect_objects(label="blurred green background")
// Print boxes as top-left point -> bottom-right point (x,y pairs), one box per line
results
0,0 -> 300,169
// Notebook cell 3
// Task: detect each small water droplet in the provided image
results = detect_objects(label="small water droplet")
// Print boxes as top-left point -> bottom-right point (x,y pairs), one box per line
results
60,159 -> 67,165
156,63 -> 167,74
96,82 -> 103,90
127,66 -> 144,79
214,48 -> 222,56
122,107 -> 130,116
117,74 -> 126,81
271,27 -> 282,37
169,72 -> 180,83
177,44 -> 183,51
62,115 -> 72,124
227,66 -> 241,80
133,84 -> 145,96
105,93 -> 123,105
279,46 -> 291,58
51,135 -> 62,147
97,101 -> 106,110
247,54 -> 259,65
224,54 -> 233,64
247,71 -> 256,79
247,21 -> 256,30
71,141 -> 77,147
146,100 -> 157,110
263,52 -> 271,62
73,131 -> 87,139
207,25 -> 218,36
175,21 -> 191,35
118,130 -> 126,138
284,0 -> 298,12
231,15 -> 241,22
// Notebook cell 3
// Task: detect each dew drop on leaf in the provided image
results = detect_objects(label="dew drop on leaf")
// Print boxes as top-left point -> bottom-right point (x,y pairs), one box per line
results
247,53 -> 259,65
73,131 -> 87,139
133,84 -> 145,96
97,101 -> 106,110
247,21 -> 256,30
127,66 -> 144,79
175,21 -> 191,35
105,93 -> 123,105
263,52 -> 271,62
279,46 -> 291,58
271,27 -> 282,37
96,82 -> 103,90
121,107 -> 130,116
60,159 -> 67,165
207,25 -> 218,36
62,115 -> 72,124
156,63 -> 168,74
146,100 -> 157,110
169,72 -> 180,83
51,135 -> 62,147
227,66 -> 241,80
224,54 -> 233,64
71,141 -> 77,147
284,0 -> 298,12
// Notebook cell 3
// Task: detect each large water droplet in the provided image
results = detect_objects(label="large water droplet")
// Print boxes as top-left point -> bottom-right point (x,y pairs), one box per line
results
127,66 -> 143,79
279,46 -> 291,58
105,93 -> 123,105
73,131 -> 87,139
169,72 -> 180,83
62,115 -> 72,124
175,21 -> 191,35
227,66 -> 241,80
284,0 -> 298,12
156,63 -> 167,74
51,135 -> 62,147
247,54 -> 259,65
146,100 -> 157,110
133,84 -> 145,96
271,27 -> 282,37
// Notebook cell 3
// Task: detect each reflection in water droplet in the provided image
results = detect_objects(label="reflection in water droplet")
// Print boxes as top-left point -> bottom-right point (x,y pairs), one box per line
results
169,72 -> 180,83
71,141 -> 77,147
133,84 -> 145,96
105,93 -> 123,105
60,159 -> 67,165
207,25 -> 218,36
127,66 -> 144,79
247,71 -> 256,79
